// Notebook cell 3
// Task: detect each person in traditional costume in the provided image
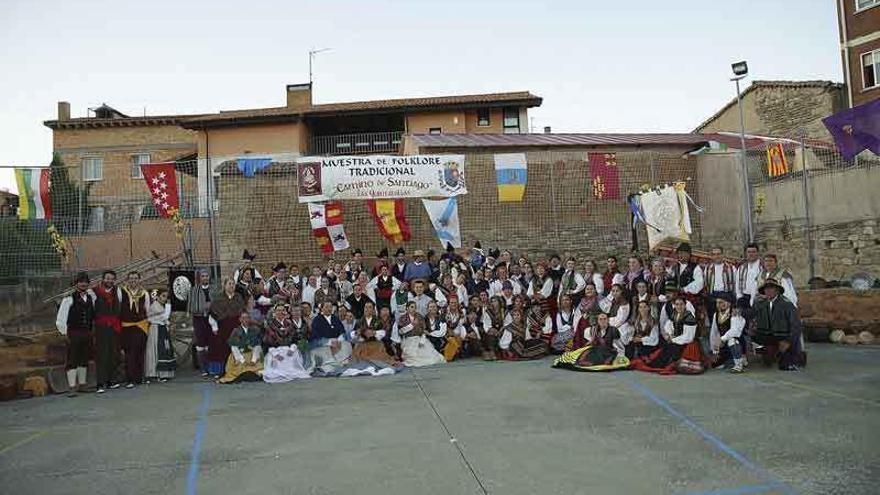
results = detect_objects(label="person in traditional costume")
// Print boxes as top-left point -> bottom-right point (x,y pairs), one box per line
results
622,256 -> 650,293
647,259 -> 668,300
307,302 -> 352,376
442,296 -> 467,361
668,243 -> 704,303
499,307 -> 549,360
300,301 -> 314,326
424,301 -> 450,355
658,281 -> 696,332
736,243 -> 763,308
469,241 -> 486,270
339,307 -> 357,338
390,281 -> 411,317
391,247 -> 408,280
553,312 -> 630,372
371,248 -> 389,278
287,263 -> 303,293
600,283 -> 634,347
489,264 -> 522,298
93,270 -> 122,393
461,308 -> 486,358
631,279 -> 655,319
526,298 -> 553,348
709,292 -> 746,373
378,306 -> 400,359
265,262 -> 291,304
572,282 -> 601,333
403,250 -> 432,282
367,263 -> 400,312
314,277 -> 339,310
232,250 -> 261,285
704,247 -> 736,323
218,311 -> 263,383
351,301 -> 399,366
235,267 -> 255,302
261,304 -> 311,382
411,279 -> 445,315
527,261 -> 554,316
301,275 -> 318,309
552,294 -> 576,354
582,260 -> 605,299
469,270 -> 489,299
632,295 -> 704,374
753,279 -> 804,371
628,299 -> 659,360
120,271 -> 151,388
344,283 -> 373,320
481,296 -> 506,360
602,256 -> 623,295
188,269 -> 213,377
454,273 -> 471,308
145,289 -> 175,383
557,258 -> 586,307
758,254 -> 798,307
207,278 -> 246,378
55,272 -> 95,397
396,301 -> 446,367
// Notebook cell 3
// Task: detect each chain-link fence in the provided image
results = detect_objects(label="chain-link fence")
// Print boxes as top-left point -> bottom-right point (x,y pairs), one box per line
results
744,141 -> 880,285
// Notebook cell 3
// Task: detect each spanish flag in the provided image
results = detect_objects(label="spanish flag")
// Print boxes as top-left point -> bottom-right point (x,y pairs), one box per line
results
14,168 -> 52,220
494,153 -> 527,202
367,199 -> 411,244
766,142 -> 789,178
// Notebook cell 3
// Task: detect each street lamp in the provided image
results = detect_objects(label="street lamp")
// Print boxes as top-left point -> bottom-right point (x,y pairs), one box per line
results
731,60 -> 753,242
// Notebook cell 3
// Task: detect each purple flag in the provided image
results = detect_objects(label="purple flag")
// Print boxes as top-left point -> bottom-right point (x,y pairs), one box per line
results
822,99 -> 880,160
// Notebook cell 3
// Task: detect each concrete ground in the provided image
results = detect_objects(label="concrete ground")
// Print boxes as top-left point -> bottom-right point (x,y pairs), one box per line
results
0,345 -> 878,495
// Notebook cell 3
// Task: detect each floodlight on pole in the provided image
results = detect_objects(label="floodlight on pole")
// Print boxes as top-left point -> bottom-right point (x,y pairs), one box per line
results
309,47 -> 332,85
730,60 -> 753,242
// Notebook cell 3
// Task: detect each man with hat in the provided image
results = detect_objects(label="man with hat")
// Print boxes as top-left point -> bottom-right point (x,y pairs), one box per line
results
753,278 -> 803,371
658,280 -> 695,334
233,250 -> 261,284
403,249 -> 432,282
371,248 -> 390,278
265,262 -> 290,303
709,292 -> 747,373
391,247 -> 407,280
469,241 -> 485,270
668,242 -> 704,301
367,262 -> 400,313
55,272 -> 96,396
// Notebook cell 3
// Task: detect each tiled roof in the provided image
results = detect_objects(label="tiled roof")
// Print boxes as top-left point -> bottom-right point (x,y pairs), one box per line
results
693,80 -> 844,133
44,114 -> 207,130
181,91 -> 542,127
410,133 -> 711,149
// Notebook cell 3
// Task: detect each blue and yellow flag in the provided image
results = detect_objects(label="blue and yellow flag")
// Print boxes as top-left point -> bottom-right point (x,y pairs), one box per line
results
494,153 -> 527,202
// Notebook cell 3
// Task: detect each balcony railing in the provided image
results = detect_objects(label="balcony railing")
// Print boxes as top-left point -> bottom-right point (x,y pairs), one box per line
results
308,131 -> 404,156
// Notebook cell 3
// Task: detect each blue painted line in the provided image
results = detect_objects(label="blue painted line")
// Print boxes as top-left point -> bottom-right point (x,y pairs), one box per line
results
621,375 -> 798,495
186,386 -> 212,495
679,482 -> 787,495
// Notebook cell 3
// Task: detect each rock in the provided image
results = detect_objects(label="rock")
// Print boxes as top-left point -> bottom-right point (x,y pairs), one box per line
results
21,376 -> 47,397
829,329 -> 845,343
858,331 -> 875,345
843,334 -> 860,345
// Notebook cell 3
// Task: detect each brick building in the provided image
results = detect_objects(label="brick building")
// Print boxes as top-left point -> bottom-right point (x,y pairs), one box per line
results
693,80 -> 846,142
836,0 -> 880,107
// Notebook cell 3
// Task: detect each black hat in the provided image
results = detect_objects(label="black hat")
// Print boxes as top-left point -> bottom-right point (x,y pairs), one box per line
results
758,278 -> 785,295
272,262 -> 287,272
74,272 -> 90,284
489,248 -> 501,259
427,249 -> 435,258
713,291 -> 736,305
676,242 -> 692,254
664,279 -> 679,293
474,241 -> 482,249
446,242 -> 455,253
354,248 -> 362,255
241,249 -> 256,261
377,247 -> 389,258
395,247 -> 406,257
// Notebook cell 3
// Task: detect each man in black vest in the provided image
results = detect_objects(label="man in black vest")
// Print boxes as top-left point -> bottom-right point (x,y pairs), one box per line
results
753,278 -> 804,371
55,272 -> 95,397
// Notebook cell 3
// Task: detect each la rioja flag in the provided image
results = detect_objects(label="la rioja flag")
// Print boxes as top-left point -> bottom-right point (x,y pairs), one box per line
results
308,202 -> 349,253
140,162 -> 180,218
14,168 -> 52,220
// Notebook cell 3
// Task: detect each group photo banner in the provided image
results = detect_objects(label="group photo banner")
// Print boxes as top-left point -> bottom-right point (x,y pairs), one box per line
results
296,154 -> 467,203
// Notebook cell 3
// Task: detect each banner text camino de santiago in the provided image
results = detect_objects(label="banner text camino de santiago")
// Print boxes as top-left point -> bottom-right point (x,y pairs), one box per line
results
296,154 -> 467,203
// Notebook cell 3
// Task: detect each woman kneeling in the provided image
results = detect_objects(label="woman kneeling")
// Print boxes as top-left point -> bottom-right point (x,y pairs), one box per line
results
553,312 -> 629,371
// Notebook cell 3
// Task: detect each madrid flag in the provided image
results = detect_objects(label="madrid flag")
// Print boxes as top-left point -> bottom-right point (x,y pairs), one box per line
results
140,162 -> 180,218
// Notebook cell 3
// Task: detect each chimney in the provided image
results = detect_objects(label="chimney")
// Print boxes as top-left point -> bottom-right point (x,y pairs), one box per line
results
286,83 -> 312,110
543,126 -> 551,134
58,101 -> 71,121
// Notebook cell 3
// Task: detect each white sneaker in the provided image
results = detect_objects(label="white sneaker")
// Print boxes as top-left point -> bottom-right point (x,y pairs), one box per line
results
96,387 -> 106,394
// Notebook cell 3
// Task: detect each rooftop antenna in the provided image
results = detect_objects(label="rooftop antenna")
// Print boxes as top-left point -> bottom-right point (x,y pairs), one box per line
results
309,47 -> 331,86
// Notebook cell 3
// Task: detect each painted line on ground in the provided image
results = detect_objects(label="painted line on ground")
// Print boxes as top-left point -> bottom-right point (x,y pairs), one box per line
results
0,430 -> 46,456
621,375 -> 798,495
679,482 -> 788,495
186,385 -> 213,495
740,375 -> 880,407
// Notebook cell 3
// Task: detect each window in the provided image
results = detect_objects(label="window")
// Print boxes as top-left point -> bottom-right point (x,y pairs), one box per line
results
503,107 -> 520,134
87,206 -> 104,233
131,153 -> 150,178
428,127 -> 442,135
856,0 -> 879,12
477,109 -> 490,127
82,157 -> 103,181
863,50 -> 880,90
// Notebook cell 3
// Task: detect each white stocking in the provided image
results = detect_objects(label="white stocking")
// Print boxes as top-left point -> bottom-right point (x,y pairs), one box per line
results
66,369 -> 77,389
76,367 -> 88,385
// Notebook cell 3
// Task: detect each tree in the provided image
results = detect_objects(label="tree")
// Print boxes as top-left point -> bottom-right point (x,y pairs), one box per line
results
49,153 -> 92,234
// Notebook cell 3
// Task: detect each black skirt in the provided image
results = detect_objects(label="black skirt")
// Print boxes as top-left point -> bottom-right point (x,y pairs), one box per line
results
156,324 -> 177,372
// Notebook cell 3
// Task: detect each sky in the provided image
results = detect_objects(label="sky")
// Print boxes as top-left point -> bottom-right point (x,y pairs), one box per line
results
0,0 -> 842,193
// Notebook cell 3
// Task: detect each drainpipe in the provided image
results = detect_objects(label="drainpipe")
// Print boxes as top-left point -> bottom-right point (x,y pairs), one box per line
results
838,0 -> 854,108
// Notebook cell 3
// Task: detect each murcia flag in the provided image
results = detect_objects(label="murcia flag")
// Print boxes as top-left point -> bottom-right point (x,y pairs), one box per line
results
588,152 -> 620,200
308,202 -> 349,253
765,143 -> 789,178
140,162 -> 180,218
367,199 -> 411,244
494,153 -> 527,202
422,197 -> 461,248
14,168 -> 51,220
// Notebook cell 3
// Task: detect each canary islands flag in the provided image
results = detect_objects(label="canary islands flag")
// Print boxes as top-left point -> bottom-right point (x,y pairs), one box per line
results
494,153 -> 527,202
14,168 -> 52,220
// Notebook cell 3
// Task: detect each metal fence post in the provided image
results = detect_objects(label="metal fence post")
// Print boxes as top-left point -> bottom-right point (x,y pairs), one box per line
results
800,138 -> 815,282
549,158 -> 560,239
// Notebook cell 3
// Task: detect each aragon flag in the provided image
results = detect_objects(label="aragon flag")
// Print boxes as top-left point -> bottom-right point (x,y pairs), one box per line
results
14,168 -> 52,220
366,199 -> 411,244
